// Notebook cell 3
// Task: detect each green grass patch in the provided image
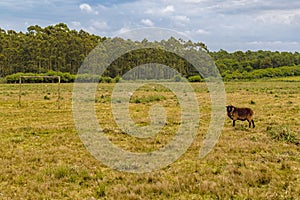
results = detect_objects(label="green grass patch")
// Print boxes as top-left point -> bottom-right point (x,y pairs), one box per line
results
130,94 -> 167,104
266,76 -> 300,82
266,125 -> 299,145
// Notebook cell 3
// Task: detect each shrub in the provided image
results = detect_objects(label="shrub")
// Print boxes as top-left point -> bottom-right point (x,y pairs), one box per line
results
60,72 -> 75,83
114,75 -> 121,83
221,65 -> 300,81
6,71 -> 76,83
101,76 -> 112,83
173,74 -> 182,82
0,77 -> 6,83
6,73 -> 24,83
76,74 -> 100,82
130,95 -> 166,104
188,75 -> 203,82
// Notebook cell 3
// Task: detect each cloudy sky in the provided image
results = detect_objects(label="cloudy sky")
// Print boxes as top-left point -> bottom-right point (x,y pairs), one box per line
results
0,0 -> 300,52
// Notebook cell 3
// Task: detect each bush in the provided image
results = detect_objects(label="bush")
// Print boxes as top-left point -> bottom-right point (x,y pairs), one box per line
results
114,75 -> 121,83
61,72 -> 75,83
0,77 -> 6,83
75,74 -> 101,82
45,71 -> 74,83
173,74 -> 182,82
221,65 -> 300,81
6,73 -> 24,83
100,76 -> 112,83
6,71 -> 76,83
130,95 -> 166,104
188,75 -> 203,82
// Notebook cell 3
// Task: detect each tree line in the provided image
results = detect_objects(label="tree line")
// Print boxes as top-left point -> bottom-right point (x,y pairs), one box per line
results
210,50 -> 300,77
0,23 -> 104,76
1,23 -> 300,81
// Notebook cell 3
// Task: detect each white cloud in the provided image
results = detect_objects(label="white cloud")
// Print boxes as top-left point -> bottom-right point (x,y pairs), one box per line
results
246,41 -> 299,46
196,29 -> 209,35
182,0 -> 208,3
141,19 -> 154,27
171,15 -> 190,27
173,15 -> 190,22
256,9 -> 300,25
71,21 -> 81,27
90,20 -> 109,30
145,5 -> 175,15
242,40 -> 300,52
162,5 -> 175,13
79,3 -> 93,13
115,27 -> 131,35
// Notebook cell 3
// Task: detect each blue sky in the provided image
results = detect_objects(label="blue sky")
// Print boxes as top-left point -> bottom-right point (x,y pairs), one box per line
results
0,0 -> 300,52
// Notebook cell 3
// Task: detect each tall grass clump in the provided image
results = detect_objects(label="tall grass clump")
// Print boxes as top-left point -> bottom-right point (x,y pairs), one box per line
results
266,125 -> 299,145
130,95 -> 166,104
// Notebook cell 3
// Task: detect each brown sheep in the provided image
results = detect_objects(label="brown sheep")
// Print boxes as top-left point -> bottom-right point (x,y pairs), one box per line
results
226,105 -> 255,128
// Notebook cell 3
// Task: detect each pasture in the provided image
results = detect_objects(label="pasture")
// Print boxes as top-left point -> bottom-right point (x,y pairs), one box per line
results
0,80 -> 299,199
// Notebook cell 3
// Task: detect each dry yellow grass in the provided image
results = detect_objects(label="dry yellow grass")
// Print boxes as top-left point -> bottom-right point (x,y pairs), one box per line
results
0,81 -> 299,199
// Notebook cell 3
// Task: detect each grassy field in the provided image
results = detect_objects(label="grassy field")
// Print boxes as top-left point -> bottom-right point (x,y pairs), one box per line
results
0,80 -> 299,199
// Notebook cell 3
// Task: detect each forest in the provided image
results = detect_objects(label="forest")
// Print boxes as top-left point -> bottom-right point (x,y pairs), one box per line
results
1,23 -> 300,82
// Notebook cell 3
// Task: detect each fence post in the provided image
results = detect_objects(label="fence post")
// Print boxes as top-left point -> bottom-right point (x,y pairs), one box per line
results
58,76 -> 60,110
19,77 -> 22,107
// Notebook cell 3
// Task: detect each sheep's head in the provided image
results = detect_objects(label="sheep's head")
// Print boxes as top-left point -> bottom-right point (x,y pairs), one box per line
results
226,105 -> 234,113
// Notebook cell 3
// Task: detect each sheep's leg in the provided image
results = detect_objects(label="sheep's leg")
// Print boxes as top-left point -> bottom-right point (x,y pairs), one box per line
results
232,120 -> 235,127
248,120 -> 251,128
252,120 -> 255,128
